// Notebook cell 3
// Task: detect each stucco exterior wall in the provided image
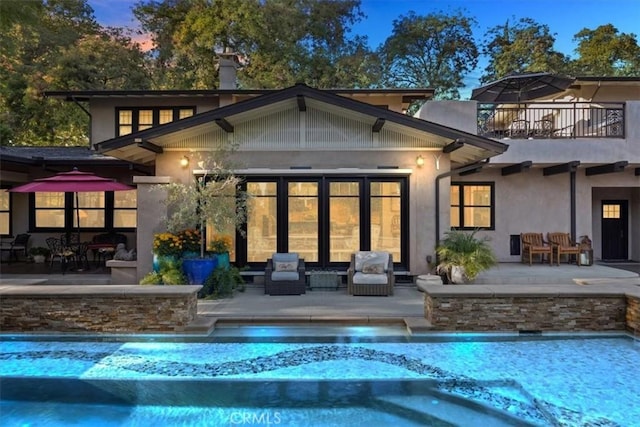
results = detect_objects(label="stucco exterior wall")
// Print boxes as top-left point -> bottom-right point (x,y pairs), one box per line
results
89,97 -> 220,145
150,150 -> 445,276
451,168 -> 639,262
415,101 -> 478,134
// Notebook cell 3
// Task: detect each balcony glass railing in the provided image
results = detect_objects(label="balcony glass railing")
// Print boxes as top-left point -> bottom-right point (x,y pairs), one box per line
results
477,102 -> 625,139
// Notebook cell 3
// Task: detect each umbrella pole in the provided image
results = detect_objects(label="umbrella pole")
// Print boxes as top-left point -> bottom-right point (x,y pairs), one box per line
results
75,192 -> 81,243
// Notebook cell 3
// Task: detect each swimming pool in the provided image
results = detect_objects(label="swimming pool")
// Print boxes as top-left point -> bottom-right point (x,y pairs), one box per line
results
1,327 -> 638,426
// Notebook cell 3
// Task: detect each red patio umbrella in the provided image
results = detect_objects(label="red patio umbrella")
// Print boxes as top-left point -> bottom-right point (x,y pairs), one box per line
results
9,168 -> 134,241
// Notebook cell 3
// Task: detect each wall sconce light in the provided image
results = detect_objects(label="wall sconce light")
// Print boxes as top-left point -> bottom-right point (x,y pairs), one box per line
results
416,155 -> 425,167
180,156 -> 190,168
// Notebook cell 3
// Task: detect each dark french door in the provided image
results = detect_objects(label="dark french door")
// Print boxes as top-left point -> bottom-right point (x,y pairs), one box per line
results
601,200 -> 628,260
238,175 -> 408,269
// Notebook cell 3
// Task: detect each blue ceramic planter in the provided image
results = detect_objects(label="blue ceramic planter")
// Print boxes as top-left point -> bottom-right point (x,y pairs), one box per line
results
215,252 -> 230,269
152,254 -> 178,273
182,257 -> 218,285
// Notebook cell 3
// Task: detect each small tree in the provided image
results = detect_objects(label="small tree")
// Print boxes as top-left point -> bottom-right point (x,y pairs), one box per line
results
157,153 -> 248,258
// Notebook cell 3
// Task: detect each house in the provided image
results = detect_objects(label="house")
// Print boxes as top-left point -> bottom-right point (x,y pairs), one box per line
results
1,65 -> 637,281
418,76 -> 640,263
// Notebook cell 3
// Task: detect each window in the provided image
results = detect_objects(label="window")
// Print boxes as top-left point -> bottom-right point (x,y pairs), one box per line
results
450,183 -> 494,229
116,107 -> 195,136
238,175 -> 407,269
114,190 -> 137,228
246,182 -> 277,262
329,182 -> 359,262
602,204 -> 620,219
288,182 -> 319,262
370,181 -> 401,260
32,191 -> 136,231
0,190 -> 10,236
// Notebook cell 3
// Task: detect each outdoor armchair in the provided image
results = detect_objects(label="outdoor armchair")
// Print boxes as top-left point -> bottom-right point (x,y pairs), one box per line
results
347,251 -> 394,296
264,252 -> 306,295
520,233 -> 552,266
547,232 -> 581,266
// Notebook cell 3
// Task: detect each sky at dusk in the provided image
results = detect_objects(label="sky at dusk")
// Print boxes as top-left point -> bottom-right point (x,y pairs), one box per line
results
88,0 -> 640,90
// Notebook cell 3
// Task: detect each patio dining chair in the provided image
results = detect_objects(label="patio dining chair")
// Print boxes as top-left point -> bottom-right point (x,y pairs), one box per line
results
46,237 -> 76,274
520,233 -> 552,266
0,233 -> 30,263
547,232 -> 581,266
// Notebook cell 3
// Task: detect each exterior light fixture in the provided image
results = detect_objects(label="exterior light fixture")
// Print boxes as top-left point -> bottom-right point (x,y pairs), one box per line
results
180,156 -> 190,168
416,155 -> 425,167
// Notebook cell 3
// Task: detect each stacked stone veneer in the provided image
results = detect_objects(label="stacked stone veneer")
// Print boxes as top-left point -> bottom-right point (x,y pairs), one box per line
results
627,294 -> 640,333
0,285 -> 200,333
424,285 -> 640,332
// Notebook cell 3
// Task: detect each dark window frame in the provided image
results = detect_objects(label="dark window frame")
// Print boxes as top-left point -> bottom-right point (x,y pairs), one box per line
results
450,182 -> 495,230
237,174 -> 409,271
29,192 -> 136,233
115,106 -> 196,136
0,188 -> 12,237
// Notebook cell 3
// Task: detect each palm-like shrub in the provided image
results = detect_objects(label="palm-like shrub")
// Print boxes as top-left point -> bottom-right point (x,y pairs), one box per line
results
436,229 -> 497,283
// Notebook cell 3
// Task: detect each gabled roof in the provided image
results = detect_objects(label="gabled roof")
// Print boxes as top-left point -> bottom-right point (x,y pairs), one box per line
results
96,83 -> 507,165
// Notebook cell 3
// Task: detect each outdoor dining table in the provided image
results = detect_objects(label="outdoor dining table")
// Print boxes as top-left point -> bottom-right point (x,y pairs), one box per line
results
86,242 -> 117,267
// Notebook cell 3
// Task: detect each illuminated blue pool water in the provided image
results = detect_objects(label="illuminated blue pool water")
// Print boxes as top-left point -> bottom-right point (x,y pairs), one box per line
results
1,327 -> 638,426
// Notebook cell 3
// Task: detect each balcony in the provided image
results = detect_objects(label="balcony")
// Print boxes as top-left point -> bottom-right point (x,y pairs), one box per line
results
477,102 -> 625,140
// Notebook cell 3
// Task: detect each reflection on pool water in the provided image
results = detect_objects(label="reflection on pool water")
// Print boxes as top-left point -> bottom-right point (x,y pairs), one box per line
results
1,327 -> 639,426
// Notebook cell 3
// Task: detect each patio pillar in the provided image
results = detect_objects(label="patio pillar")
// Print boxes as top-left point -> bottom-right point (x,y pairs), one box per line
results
133,176 -> 172,282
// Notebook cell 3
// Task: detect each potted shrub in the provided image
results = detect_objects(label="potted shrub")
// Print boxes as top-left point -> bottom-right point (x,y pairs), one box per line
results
436,229 -> 497,284
156,153 -> 248,285
28,246 -> 51,263
208,233 -> 232,268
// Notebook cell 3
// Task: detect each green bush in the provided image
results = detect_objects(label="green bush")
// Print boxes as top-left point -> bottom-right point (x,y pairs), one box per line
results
139,257 -> 187,285
436,229 -> 497,283
200,265 -> 245,299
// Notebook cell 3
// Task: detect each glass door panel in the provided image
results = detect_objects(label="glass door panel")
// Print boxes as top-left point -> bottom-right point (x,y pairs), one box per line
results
370,182 -> 401,261
246,182 -> 277,262
329,182 -> 360,262
288,182 -> 318,262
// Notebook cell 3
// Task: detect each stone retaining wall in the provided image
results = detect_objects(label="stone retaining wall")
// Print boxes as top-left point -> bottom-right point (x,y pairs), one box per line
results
423,285 -> 639,332
0,285 -> 201,333
627,294 -> 640,333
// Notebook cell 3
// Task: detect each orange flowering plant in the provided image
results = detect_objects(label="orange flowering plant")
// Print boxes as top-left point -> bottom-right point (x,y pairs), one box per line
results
152,232 -> 183,257
208,234 -> 232,254
178,228 -> 201,253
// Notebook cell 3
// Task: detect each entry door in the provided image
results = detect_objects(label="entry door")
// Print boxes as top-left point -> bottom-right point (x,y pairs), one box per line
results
601,200 -> 628,260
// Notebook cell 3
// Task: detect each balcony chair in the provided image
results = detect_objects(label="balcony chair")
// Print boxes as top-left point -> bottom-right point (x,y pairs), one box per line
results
520,233 -> 552,266
264,252 -> 306,295
506,119 -> 529,138
347,251 -> 394,296
0,233 -> 30,263
547,232 -> 581,266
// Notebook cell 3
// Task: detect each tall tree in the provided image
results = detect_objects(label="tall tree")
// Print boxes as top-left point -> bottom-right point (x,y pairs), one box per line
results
378,10 -> 478,99
1,0 -> 150,146
570,24 -> 640,76
481,17 -> 568,83
133,0 -> 376,89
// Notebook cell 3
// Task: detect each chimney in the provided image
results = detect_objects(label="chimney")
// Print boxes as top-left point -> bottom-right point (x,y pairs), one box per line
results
217,47 -> 239,90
